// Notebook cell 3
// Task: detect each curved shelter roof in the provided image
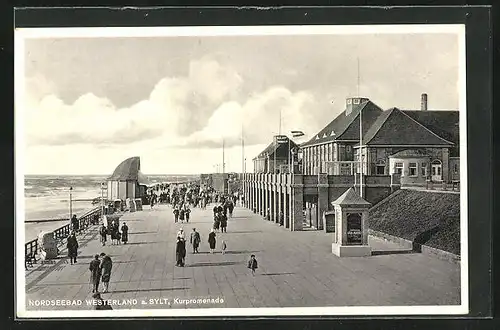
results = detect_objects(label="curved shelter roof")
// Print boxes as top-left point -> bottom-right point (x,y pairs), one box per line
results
389,149 -> 431,158
108,156 -> 151,186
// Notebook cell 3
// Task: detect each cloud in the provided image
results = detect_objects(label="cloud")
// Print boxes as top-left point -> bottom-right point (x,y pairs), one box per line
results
183,86 -> 322,149
23,56 -> 326,151
24,57 -> 244,147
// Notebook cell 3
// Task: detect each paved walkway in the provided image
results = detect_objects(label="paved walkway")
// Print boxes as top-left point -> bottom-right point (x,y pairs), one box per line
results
24,205 -> 460,310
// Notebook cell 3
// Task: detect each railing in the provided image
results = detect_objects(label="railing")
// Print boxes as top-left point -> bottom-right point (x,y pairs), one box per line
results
24,206 -> 102,266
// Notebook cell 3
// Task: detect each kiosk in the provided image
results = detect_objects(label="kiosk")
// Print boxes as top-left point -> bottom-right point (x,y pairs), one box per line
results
331,187 -> 372,257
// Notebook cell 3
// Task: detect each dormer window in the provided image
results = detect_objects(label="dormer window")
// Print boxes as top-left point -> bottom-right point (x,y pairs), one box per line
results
346,99 -> 352,105
353,98 -> 360,104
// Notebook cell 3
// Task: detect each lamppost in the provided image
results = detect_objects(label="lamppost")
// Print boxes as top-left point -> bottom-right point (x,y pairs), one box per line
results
69,186 -> 73,222
100,182 -> 105,223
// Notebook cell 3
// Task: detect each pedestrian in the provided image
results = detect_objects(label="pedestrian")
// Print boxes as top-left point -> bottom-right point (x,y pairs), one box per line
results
67,231 -> 78,264
228,201 -> 234,218
110,220 -> 117,245
222,203 -> 228,217
92,292 -> 113,310
208,229 -> 216,254
71,214 -> 79,233
179,207 -> 185,223
185,205 -> 191,223
190,228 -> 201,254
247,254 -> 258,276
173,205 -> 180,223
99,253 -> 112,292
89,254 -> 101,293
279,212 -> 284,227
220,213 -> 227,233
213,213 -> 221,232
121,222 -> 128,244
99,223 -> 107,246
175,237 -> 186,267
221,240 -> 227,255
177,228 -> 186,241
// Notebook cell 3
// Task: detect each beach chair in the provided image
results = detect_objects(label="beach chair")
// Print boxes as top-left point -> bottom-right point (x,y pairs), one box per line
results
25,251 -> 37,269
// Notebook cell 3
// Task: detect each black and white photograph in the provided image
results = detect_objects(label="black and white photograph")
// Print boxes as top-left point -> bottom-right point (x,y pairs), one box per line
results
15,23 -> 468,317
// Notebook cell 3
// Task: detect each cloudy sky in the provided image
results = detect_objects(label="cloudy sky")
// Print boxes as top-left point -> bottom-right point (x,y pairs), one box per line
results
18,27 -> 461,175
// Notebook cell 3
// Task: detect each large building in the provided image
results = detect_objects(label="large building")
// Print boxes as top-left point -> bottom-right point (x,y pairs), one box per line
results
301,94 -> 460,186
253,135 -> 301,174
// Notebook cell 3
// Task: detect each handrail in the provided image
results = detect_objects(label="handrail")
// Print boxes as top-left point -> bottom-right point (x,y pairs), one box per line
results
24,206 -> 102,263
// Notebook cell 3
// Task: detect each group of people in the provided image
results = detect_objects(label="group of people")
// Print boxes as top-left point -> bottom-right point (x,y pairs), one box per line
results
172,203 -> 191,223
99,220 -> 129,246
175,226 -> 258,276
88,252 -> 113,293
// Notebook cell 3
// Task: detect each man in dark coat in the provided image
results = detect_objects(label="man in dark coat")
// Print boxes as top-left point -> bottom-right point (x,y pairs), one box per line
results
222,203 -> 228,217
190,228 -> 201,254
67,232 -> 78,264
184,205 -> 191,223
71,215 -> 79,232
121,222 -> 128,244
220,213 -> 228,233
99,253 -> 112,292
89,254 -> 101,293
99,224 -> 107,246
208,229 -> 217,254
173,205 -> 180,223
228,201 -> 234,219
175,237 -> 186,267
179,208 -> 185,223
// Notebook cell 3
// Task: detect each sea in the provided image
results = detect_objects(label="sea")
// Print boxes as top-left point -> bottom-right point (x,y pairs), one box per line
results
22,174 -> 199,242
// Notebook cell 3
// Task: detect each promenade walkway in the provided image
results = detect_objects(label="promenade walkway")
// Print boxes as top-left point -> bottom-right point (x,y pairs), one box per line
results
25,205 -> 460,310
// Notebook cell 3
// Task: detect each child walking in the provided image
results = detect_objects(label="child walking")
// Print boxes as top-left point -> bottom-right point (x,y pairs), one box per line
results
247,254 -> 258,276
221,240 -> 227,255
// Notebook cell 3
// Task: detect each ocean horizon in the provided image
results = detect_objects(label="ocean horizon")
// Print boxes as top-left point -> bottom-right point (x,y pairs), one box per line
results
21,174 -> 201,241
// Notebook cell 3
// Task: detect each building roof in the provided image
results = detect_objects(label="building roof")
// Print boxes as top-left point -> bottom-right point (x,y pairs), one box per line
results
253,138 -> 300,160
302,100 -> 383,147
108,156 -> 151,186
361,108 -> 455,146
332,187 -> 371,206
402,110 -> 459,145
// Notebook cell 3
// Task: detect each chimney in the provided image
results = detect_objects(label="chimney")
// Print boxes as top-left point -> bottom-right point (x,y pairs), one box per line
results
421,93 -> 428,111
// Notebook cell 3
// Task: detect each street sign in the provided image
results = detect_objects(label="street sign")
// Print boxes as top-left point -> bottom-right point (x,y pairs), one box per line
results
275,135 -> 288,144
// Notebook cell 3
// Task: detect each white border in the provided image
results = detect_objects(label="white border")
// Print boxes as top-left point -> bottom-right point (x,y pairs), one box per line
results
15,24 -> 468,318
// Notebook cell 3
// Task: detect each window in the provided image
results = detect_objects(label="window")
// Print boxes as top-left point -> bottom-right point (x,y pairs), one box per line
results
409,162 -> 417,177
376,160 -> 386,175
346,145 -> 352,154
353,98 -> 360,104
394,162 -> 403,175
454,163 -> 459,173
340,163 -> 351,175
421,162 -> 428,177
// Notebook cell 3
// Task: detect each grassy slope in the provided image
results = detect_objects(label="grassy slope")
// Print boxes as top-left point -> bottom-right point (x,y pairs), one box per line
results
369,189 -> 460,255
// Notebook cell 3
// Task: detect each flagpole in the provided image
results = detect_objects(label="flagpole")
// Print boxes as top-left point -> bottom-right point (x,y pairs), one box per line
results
222,138 -> 225,174
288,137 -> 291,174
242,124 -> 245,175
274,136 -> 276,174
358,56 -> 363,198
